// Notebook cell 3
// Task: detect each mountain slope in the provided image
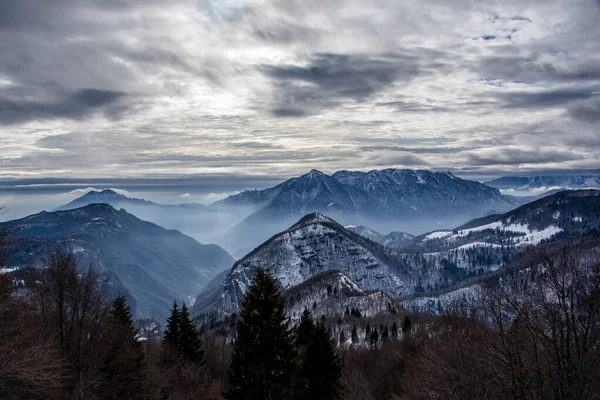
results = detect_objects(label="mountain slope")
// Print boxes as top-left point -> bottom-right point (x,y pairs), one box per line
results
2,204 -> 235,319
194,213 -> 414,314
282,270 -> 401,323
418,189 -> 600,251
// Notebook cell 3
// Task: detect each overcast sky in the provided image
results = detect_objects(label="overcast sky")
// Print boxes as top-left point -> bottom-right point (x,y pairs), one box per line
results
1,0 -> 599,182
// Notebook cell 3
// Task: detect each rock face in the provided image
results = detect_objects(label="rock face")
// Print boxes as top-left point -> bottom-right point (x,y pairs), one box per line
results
217,168 -> 519,255
1,203 -> 235,319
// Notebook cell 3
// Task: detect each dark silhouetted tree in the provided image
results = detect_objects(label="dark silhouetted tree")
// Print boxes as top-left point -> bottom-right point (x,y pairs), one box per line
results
296,321 -> 341,399
351,325 -> 359,344
296,308 -> 315,347
402,316 -> 412,333
99,296 -> 146,400
179,304 -> 204,364
163,301 -> 181,349
225,268 -> 296,400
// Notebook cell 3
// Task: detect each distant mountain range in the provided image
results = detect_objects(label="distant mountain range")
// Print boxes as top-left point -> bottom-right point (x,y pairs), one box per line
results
213,169 -> 521,255
1,203 -> 235,319
486,175 -> 600,191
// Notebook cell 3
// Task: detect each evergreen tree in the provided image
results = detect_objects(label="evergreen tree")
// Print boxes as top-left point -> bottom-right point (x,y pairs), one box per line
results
365,323 -> 371,340
402,316 -> 412,333
382,325 -> 389,340
100,296 -> 146,400
339,330 -> 346,346
295,308 -> 315,346
179,304 -> 204,363
391,321 -> 398,338
351,325 -> 359,344
296,321 -> 341,400
163,301 -> 181,348
225,268 -> 296,400
370,328 -> 379,347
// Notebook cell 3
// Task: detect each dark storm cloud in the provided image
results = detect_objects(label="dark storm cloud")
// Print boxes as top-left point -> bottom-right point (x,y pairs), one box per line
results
262,52 -> 427,115
0,88 -> 127,125
497,88 -> 598,109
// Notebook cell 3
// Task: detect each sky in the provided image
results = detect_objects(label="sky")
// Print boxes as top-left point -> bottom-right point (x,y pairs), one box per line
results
1,0 -> 600,187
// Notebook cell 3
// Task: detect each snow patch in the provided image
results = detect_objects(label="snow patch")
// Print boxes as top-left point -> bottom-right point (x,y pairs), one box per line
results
425,231 -> 452,240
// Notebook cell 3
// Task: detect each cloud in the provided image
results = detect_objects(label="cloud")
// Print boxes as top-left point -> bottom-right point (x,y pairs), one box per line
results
0,88 -> 127,125
180,192 -> 191,198
0,0 -> 599,179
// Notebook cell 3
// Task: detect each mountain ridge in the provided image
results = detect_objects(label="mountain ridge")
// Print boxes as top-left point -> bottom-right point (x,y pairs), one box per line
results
1,203 -> 235,319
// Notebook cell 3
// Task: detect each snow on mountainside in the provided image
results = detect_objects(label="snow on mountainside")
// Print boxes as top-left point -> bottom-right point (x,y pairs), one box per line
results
282,270 -> 401,323
415,190 -> 600,252
1,204 -> 235,319
216,168 -> 520,256
193,213 -> 414,314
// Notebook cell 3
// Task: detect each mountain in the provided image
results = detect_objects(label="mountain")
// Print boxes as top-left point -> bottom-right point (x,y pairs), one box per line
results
282,270 -> 401,324
216,169 -> 520,256
1,203 -> 235,319
486,175 -> 600,192
56,189 -> 163,210
348,225 -> 414,249
193,212 -> 414,315
56,189 -> 251,243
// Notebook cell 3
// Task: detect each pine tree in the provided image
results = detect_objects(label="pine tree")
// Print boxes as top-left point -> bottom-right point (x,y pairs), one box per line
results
225,268 -> 296,400
402,316 -> 412,333
179,304 -> 204,363
365,323 -> 371,340
163,301 -> 181,349
382,325 -> 389,340
391,321 -> 398,338
351,325 -> 359,344
100,296 -> 146,400
296,321 -> 341,400
370,328 -> 379,347
296,308 -> 315,347
339,330 -> 346,346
